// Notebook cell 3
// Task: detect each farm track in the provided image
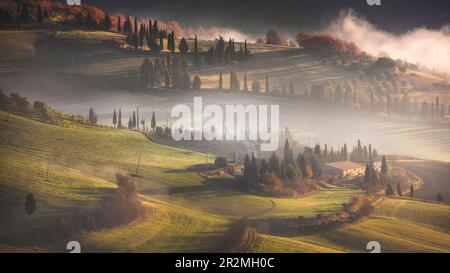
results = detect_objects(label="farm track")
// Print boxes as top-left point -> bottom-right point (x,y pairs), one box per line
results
240,228 -> 256,253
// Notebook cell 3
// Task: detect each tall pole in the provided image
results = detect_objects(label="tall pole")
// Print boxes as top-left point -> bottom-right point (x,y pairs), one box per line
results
135,152 -> 141,176
46,161 -> 49,181
6,100 -> 10,122
205,143 -> 208,171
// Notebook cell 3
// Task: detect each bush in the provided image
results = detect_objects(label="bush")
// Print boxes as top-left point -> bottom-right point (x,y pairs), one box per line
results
33,101 -> 47,114
10,93 -> 30,112
192,76 -> 201,91
296,32 -> 361,63
266,30 -> 286,45
95,174 -> 142,228
215,156 -> 228,168
261,172 -> 283,192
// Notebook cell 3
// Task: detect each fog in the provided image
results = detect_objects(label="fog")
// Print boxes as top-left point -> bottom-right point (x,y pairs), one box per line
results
2,71 -> 449,162
325,10 -> 450,74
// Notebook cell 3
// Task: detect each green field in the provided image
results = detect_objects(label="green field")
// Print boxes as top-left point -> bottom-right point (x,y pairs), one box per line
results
1,113 -> 449,253
251,198 -> 450,253
0,113 -> 359,251
1,29 -> 450,253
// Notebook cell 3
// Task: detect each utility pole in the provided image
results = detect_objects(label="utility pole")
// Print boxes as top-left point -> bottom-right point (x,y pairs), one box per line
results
46,161 -> 49,181
135,152 -> 141,176
6,100 -> 11,122
137,107 -> 139,131
205,143 -> 208,172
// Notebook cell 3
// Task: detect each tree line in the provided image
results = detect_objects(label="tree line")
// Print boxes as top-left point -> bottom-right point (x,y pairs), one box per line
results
110,107 -> 156,132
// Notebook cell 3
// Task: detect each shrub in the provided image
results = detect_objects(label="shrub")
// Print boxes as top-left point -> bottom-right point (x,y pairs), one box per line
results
215,156 -> 228,168
261,172 -> 283,192
266,30 -> 285,45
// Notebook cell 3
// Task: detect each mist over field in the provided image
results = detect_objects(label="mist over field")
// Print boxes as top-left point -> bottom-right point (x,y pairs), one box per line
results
326,10 -> 450,74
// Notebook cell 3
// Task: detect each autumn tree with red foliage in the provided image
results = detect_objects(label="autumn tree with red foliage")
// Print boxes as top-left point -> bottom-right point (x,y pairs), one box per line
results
266,29 -> 285,46
296,32 -> 361,64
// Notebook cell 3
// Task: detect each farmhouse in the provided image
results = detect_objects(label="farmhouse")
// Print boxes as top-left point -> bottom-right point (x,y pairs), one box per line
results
325,161 -> 366,177
225,163 -> 244,176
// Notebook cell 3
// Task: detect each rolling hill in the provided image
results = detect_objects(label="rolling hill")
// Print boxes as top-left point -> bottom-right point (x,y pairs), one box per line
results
0,28 -> 449,253
1,112 -> 449,253
251,197 -> 450,253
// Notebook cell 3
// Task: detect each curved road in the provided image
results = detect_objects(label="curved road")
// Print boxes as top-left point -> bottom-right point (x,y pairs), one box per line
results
394,160 -> 450,204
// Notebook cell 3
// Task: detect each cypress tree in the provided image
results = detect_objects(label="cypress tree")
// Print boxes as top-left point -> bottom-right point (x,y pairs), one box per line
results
364,163 -> 372,184
20,3 -> 29,24
24,193 -> 37,224
123,16 -> 132,33
152,20 -> 159,36
410,185 -> 414,198
194,35 -> 198,54
132,110 -> 136,129
250,152 -> 257,183
243,154 -> 251,186
118,108 -> 122,128
113,109 -> 117,128
268,152 -> 281,178
310,154 -> 322,179
151,112 -> 156,131
397,183 -> 402,196
103,13 -> 112,31
385,183 -> 394,195
178,37 -> 189,54
36,5 -> 43,25
160,35 -> 164,51
260,158 -> 268,178
243,74 -> 248,92
381,156 -> 388,177
117,16 -> 121,32
229,70 -> 233,91
297,154 -> 307,178
219,71 -> 223,90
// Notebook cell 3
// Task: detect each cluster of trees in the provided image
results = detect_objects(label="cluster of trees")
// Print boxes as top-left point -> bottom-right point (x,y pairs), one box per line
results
88,108 -> 98,124
112,107 -> 156,132
72,10 -> 109,30
204,37 -> 250,65
216,71 -> 295,96
293,75 -> 448,122
265,29 -> 286,46
296,32 -> 362,65
320,143 -> 348,163
419,96 -> 447,120
308,81 -> 356,106
0,89 -> 51,122
53,174 -> 143,236
0,3 -> 48,27
140,56 -> 201,90
242,140 -> 324,192
120,17 -> 169,52
349,140 -> 380,163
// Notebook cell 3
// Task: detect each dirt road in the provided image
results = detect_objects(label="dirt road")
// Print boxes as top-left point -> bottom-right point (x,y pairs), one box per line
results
393,160 -> 450,204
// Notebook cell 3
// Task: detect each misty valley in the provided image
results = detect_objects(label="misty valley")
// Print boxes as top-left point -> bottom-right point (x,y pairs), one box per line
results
0,0 -> 450,255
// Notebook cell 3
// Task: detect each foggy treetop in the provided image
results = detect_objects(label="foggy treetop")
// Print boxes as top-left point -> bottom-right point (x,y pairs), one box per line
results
85,0 -> 450,33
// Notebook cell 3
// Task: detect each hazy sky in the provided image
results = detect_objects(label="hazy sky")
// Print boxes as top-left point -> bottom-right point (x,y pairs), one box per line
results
85,0 -> 450,33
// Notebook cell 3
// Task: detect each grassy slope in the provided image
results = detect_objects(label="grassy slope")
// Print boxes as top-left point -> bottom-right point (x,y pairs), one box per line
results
252,197 -> 450,253
0,113 -> 360,251
0,112 -> 211,248
155,185 -> 362,219
81,200 -> 228,253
